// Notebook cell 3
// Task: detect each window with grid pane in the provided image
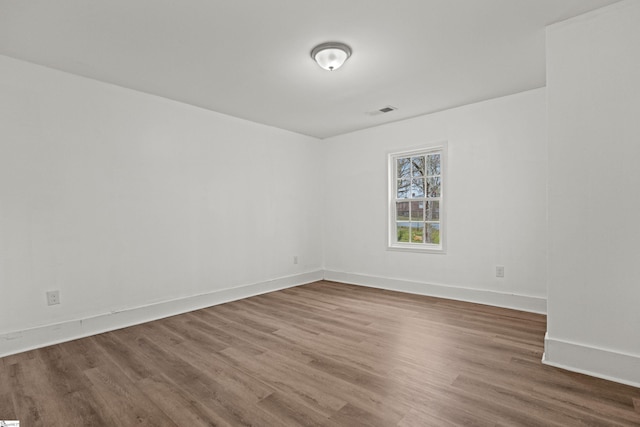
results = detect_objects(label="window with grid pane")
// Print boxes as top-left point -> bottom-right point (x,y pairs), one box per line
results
389,146 -> 445,252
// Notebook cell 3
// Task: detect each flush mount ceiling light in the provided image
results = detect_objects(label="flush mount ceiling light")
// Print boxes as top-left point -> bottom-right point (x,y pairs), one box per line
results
310,42 -> 352,71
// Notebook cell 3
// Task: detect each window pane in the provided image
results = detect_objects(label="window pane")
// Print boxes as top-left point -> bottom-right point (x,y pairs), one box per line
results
426,201 -> 440,221
390,148 -> 444,250
397,179 -> 410,198
410,222 -> 424,243
411,178 -> 425,198
397,222 -> 410,242
397,158 -> 411,178
411,156 -> 425,177
426,154 -> 441,176
396,201 -> 410,220
426,223 -> 440,244
426,177 -> 441,197
410,201 -> 424,221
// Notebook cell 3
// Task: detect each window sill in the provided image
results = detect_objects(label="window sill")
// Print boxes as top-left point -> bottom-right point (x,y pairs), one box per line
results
387,244 -> 446,254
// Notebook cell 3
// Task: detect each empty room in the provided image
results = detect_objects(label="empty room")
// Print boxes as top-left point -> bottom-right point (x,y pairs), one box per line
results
1,0 -> 639,425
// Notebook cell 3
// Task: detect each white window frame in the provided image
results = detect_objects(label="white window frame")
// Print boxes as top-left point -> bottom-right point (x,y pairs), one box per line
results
388,142 -> 447,253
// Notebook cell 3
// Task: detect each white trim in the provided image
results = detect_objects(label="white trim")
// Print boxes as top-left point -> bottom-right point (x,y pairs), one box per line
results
388,142 -> 448,253
323,270 -> 546,314
0,270 -> 323,358
542,333 -> 640,389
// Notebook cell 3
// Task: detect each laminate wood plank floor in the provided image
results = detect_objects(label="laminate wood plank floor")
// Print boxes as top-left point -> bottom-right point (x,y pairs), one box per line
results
1,280 -> 639,426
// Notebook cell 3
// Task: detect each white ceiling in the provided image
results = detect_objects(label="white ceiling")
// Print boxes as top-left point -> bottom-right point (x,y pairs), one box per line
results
0,0 -> 620,139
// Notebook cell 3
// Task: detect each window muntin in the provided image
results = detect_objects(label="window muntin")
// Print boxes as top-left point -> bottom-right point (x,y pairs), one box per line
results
389,146 -> 445,252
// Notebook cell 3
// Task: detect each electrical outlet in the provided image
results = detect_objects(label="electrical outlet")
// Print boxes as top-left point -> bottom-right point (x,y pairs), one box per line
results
47,290 -> 60,306
293,256 -> 298,265
496,266 -> 505,278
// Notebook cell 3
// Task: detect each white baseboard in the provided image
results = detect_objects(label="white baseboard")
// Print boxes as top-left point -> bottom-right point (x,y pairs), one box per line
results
0,270 -> 323,358
0,269 -> 546,358
543,333 -> 640,389
323,270 -> 546,314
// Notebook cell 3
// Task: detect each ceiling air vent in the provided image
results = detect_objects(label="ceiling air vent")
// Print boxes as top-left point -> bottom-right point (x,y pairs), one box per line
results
366,105 -> 398,116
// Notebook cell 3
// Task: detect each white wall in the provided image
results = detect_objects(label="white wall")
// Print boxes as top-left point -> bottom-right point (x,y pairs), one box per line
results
3,1 -> 638,391
544,0 -> 640,387
323,88 -> 548,313
0,55 -> 323,354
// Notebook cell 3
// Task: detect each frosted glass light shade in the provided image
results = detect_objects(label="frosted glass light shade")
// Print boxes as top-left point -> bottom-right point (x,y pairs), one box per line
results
311,42 -> 351,71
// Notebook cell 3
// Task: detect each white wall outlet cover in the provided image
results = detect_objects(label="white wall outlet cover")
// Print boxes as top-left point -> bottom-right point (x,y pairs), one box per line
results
46,290 -> 60,306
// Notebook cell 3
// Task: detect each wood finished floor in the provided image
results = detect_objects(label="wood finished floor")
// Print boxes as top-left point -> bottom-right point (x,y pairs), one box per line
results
1,280 -> 639,426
